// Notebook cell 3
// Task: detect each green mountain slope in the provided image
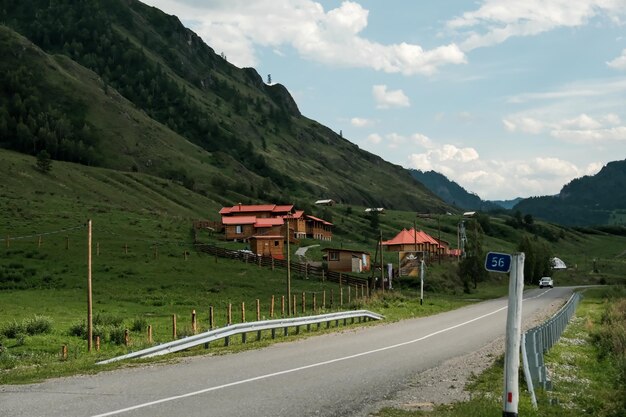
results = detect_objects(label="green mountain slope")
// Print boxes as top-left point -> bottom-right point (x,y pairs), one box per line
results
514,159 -> 626,226
408,169 -> 500,211
0,0 -> 449,213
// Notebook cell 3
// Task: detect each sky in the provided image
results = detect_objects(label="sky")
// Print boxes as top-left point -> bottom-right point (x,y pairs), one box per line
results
141,0 -> 626,200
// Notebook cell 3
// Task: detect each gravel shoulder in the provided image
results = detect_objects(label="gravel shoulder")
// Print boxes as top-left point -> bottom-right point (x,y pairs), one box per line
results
367,296 -> 566,414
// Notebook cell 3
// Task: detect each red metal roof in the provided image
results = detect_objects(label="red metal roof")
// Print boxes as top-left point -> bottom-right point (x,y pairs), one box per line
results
305,214 -> 333,226
284,210 -> 304,219
221,216 -> 257,225
220,204 -> 294,215
382,228 -> 439,246
254,218 -> 284,228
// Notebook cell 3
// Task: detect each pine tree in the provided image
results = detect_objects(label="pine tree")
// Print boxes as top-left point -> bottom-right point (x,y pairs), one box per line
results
36,149 -> 52,174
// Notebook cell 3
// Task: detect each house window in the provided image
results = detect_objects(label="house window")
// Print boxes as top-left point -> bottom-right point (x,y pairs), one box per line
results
235,225 -> 242,234
274,240 -> 279,246
329,251 -> 339,261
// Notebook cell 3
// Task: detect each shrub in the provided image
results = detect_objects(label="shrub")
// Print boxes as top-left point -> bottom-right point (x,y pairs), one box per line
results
131,317 -> 148,332
109,327 -> 127,345
24,315 -> 53,335
1,320 -> 25,338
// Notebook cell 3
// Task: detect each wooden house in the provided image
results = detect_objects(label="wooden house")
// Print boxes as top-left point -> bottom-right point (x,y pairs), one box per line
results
382,228 -> 441,256
314,199 -> 335,206
322,248 -> 370,273
306,215 -> 333,241
284,210 -> 307,239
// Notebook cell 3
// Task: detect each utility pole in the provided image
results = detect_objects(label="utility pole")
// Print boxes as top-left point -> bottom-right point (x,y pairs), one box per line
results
286,218 -> 291,315
420,259 -> 424,305
87,219 -> 93,352
379,230 -> 384,293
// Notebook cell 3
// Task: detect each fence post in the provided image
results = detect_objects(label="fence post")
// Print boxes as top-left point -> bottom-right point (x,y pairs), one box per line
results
95,335 -> 100,351
348,286 -> 351,304
292,294 -> 296,316
209,306 -> 214,330
124,329 -> 130,346
281,295 -> 285,317
313,293 -> 317,313
330,289 -> 334,308
241,302 -> 246,343
60,345 -> 67,361
270,295 -> 275,318
172,314 -> 177,340
192,309 -> 197,334
147,325 -> 153,343
302,292 -> 306,314
340,287 -> 343,306
323,290 -> 326,309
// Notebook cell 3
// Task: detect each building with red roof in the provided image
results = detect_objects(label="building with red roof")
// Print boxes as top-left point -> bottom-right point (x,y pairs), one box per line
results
382,228 -> 441,255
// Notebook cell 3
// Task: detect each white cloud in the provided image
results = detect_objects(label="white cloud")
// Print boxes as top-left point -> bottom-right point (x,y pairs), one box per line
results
504,110 -> 626,143
143,0 -> 466,74
410,133 -> 434,148
350,117 -> 373,127
447,0 -> 626,51
366,133 -> 383,144
372,85 -> 411,109
405,139 -> 596,199
607,48 -> 626,70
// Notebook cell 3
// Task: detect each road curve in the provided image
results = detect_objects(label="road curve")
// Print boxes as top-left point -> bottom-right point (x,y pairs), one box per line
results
0,287 -> 574,417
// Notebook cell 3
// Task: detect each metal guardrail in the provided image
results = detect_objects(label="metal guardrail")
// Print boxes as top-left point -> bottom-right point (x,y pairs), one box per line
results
523,292 -> 582,393
97,310 -> 384,365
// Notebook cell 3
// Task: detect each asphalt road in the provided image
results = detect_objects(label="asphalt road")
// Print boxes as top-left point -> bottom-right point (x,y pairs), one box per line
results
0,287 -> 574,417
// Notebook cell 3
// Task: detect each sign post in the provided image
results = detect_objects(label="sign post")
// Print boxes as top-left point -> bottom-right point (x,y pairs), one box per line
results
419,260 -> 425,305
486,251 -> 524,417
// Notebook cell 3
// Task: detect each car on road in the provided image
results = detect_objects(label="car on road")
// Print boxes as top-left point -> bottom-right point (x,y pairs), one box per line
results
539,277 -> 554,288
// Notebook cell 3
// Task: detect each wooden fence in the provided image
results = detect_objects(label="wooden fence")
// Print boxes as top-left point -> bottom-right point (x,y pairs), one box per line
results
197,244 -> 369,287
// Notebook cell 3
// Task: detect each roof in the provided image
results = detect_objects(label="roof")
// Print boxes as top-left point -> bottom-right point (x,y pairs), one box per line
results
221,216 -> 257,225
254,218 -> 284,228
382,228 -> 440,246
284,210 -> 304,219
322,248 -> 369,255
365,208 -> 385,212
305,214 -> 333,226
220,204 -> 294,215
315,199 -> 335,204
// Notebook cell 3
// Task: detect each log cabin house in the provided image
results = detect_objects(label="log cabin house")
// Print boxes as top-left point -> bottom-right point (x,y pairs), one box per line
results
322,248 -> 370,273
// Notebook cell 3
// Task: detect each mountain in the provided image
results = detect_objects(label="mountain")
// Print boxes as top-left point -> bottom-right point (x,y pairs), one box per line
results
0,0 -> 451,214
408,169 -> 500,212
489,198 -> 523,210
513,159 -> 626,226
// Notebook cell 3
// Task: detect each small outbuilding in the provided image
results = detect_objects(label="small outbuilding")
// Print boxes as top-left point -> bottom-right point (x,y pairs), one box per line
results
250,235 -> 284,258
322,248 -> 370,273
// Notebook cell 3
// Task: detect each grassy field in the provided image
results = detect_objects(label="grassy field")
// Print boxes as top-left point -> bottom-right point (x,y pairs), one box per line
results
1,148 -> 625,385
374,287 -> 626,417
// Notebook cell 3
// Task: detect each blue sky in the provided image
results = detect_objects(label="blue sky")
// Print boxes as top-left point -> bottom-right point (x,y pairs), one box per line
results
142,0 -> 626,200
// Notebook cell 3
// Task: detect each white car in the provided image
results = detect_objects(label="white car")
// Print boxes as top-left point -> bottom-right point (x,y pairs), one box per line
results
539,277 -> 554,288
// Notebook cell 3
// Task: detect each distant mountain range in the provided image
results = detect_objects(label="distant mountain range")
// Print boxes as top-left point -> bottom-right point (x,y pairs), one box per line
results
409,160 -> 626,227
409,169 -> 505,211
514,159 -> 626,226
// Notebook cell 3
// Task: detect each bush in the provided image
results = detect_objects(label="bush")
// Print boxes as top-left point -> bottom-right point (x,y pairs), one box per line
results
131,317 -> 148,332
24,315 -> 53,335
1,320 -> 25,338
109,327 -> 127,345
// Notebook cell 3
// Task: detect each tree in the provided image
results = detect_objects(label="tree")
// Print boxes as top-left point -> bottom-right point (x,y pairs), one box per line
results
36,149 -> 52,174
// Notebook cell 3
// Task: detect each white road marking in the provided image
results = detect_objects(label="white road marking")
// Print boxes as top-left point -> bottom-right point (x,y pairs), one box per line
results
90,291 -> 551,417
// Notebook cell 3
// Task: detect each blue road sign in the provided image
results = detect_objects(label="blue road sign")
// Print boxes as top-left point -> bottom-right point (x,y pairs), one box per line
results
485,252 -> 512,273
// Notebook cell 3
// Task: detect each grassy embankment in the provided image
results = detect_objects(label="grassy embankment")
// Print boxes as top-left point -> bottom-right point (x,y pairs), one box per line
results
374,286 -> 626,417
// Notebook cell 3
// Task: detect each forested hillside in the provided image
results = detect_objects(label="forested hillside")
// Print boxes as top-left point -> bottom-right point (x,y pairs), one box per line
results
0,0 -> 449,213
514,159 -> 626,226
